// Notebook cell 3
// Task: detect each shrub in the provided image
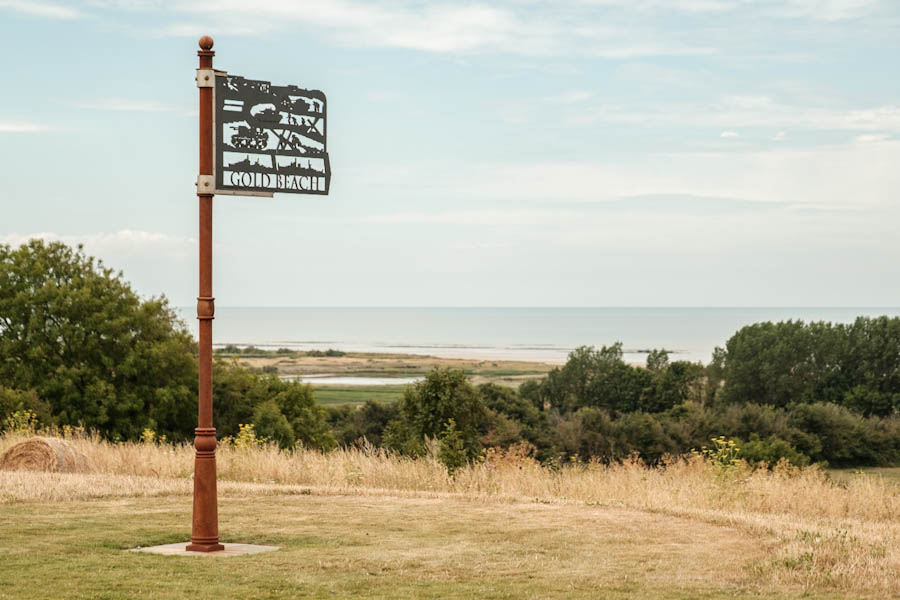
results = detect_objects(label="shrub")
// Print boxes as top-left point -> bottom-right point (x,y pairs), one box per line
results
738,434 -> 810,468
327,401 -> 400,447
384,368 -> 486,460
252,401 -> 295,449
438,419 -> 468,475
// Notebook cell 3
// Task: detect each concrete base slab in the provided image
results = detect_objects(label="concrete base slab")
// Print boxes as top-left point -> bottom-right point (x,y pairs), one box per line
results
131,543 -> 279,556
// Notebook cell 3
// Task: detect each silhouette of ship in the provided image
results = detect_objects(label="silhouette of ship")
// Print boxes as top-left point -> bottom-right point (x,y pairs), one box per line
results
226,156 -> 271,173
277,159 -> 325,177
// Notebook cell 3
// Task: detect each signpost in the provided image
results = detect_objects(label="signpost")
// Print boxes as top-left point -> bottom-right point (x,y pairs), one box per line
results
187,35 -> 330,553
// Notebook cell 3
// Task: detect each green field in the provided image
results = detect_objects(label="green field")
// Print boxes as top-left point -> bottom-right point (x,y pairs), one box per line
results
0,490 -> 820,600
311,384 -> 409,406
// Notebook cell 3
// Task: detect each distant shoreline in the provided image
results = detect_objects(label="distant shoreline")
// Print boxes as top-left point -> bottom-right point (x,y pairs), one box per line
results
223,349 -> 556,393
188,306 -> 900,370
213,343 -> 674,366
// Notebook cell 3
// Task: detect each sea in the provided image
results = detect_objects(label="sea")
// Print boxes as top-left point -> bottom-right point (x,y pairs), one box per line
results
175,307 -> 900,366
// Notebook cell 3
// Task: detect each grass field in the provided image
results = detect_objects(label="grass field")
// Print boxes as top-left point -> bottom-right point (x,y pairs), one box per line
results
311,384 -> 408,406
2,432 -> 899,599
0,490 -> 791,599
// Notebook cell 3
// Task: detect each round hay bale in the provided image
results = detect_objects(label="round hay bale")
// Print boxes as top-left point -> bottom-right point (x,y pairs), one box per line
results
0,437 -> 91,473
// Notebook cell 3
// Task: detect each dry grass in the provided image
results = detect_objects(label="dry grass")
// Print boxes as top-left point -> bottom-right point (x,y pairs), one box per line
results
2,431 -> 899,597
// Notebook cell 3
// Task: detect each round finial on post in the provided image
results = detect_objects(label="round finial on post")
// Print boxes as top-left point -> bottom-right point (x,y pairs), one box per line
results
199,36 -> 214,51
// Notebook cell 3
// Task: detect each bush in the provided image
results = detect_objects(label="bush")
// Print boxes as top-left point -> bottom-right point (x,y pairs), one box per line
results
212,360 -> 334,450
738,434 -> 810,468
252,401 -> 295,449
438,419 -> 468,474
384,367 -> 486,460
787,402 -> 900,466
0,387 -> 49,427
306,349 -> 346,357
327,401 -> 400,447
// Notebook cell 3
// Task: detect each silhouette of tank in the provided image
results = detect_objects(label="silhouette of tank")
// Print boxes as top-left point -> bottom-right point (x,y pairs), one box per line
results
230,126 -> 268,150
251,106 -> 280,123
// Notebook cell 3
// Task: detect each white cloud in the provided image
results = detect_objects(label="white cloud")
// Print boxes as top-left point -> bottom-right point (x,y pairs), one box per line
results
89,0 -> 720,58
568,96 -> 900,132
589,0 -> 883,20
720,131 -> 739,138
764,0 -> 881,21
0,230 -> 197,302
0,0 -> 81,19
0,230 -> 195,260
854,133 -> 891,143
546,90 -> 595,104
352,139 -> 900,212
0,121 -> 51,132
773,131 -> 788,141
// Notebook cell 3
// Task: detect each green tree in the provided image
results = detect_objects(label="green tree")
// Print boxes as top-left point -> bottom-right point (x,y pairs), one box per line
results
640,361 -> 704,413
480,383 -> 554,458
437,419 -> 468,474
212,360 -> 334,450
0,386 -> 49,427
539,344 -> 653,415
0,240 -> 197,440
646,349 -> 670,373
252,400 -> 295,449
271,380 -> 335,450
327,400 -> 400,447
719,317 -> 900,416
384,367 -> 486,460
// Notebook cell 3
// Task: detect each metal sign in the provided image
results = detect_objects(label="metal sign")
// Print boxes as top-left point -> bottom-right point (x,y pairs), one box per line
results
214,74 -> 330,195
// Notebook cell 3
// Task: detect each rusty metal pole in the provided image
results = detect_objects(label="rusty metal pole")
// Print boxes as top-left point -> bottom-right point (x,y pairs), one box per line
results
187,35 -> 224,553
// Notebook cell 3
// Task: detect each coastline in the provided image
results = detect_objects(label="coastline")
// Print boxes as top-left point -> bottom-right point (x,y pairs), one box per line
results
188,307 -> 900,370
226,350 -> 556,396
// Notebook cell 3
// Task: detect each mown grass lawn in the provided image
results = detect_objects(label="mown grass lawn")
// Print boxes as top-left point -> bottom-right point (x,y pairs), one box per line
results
0,491 -> 832,600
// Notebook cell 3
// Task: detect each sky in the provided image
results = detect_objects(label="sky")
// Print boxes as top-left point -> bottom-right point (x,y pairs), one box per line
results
1,0 -> 898,307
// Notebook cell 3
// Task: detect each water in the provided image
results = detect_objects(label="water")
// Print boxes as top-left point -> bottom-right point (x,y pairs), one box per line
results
281,376 -> 425,386
176,307 -> 900,365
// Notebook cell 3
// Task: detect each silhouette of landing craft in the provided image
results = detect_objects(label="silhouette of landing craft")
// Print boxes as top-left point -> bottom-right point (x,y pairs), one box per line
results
230,126 -> 268,150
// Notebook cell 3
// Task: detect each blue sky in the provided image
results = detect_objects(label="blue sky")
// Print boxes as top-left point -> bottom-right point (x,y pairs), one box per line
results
1,0 -> 898,307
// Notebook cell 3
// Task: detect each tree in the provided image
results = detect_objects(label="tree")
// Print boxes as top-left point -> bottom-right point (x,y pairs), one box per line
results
270,380 -> 335,450
0,240 -> 197,440
720,317 -> 900,416
212,359 -> 334,450
327,400 -> 400,447
252,400 -> 295,449
479,383 -> 554,458
640,360 -> 704,413
384,367 -> 486,459
539,344 -> 653,415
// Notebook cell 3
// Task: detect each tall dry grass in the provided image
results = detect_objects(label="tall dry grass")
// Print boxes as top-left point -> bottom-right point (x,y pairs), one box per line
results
2,430 -> 899,596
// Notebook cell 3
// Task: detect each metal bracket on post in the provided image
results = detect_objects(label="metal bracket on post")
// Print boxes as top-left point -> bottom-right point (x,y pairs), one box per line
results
196,68 -> 215,88
196,175 -> 214,193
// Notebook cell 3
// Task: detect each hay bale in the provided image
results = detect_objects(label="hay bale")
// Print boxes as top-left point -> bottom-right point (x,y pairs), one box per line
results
0,437 -> 91,473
